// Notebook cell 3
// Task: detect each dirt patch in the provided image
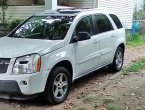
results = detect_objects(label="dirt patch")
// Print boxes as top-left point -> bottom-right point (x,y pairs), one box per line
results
124,46 -> 145,67
0,46 -> 145,110
71,71 -> 145,110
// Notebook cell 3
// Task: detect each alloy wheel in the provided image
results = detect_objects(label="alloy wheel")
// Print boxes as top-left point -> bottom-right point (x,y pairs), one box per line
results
53,73 -> 68,99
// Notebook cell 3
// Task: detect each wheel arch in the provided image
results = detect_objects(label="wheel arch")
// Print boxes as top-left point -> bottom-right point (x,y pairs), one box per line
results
111,42 -> 125,64
42,60 -> 73,104
48,60 -> 73,82
118,43 -> 125,52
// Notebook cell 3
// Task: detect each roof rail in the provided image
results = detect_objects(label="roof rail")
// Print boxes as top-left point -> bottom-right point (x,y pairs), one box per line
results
57,8 -> 90,14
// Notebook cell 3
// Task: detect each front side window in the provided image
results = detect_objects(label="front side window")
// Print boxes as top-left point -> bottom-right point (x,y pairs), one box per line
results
95,14 -> 113,34
75,16 -> 93,36
9,15 -> 75,40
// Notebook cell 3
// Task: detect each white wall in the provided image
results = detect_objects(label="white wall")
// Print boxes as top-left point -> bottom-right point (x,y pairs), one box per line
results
68,0 -> 94,8
7,0 -> 32,6
6,0 -> 57,20
6,6 -> 45,19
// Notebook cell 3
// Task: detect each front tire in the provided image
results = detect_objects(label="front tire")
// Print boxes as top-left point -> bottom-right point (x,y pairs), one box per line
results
44,67 -> 71,104
110,47 -> 124,72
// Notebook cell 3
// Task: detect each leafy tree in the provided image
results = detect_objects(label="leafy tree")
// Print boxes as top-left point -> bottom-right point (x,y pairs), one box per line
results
134,10 -> 145,20
144,0 -> 145,10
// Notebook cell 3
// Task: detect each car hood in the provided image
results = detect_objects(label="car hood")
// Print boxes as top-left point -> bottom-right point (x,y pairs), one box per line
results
0,37 -> 65,58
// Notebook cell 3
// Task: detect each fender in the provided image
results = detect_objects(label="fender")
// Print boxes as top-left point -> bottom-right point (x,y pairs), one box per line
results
41,45 -> 76,79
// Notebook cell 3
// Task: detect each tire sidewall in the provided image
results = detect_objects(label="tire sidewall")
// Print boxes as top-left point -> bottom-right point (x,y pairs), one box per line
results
45,67 -> 71,104
114,47 -> 124,71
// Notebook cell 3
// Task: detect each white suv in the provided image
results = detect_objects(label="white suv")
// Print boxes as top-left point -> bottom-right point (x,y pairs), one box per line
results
0,8 -> 125,104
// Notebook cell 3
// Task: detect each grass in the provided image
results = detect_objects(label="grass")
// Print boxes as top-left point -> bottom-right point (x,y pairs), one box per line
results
82,96 -> 99,104
106,104 -> 123,110
103,97 -> 116,104
76,107 -> 86,110
127,34 -> 145,47
123,58 -> 145,75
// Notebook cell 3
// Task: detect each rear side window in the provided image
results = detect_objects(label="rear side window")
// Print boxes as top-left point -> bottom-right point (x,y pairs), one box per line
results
110,14 -> 123,29
94,14 -> 113,34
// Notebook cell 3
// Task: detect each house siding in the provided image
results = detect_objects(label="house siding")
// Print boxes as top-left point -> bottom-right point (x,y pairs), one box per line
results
5,0 -> 134,29
98,0 -> 134,29
68,0 -> 94,8
7,0 -> 44,6
7,0 -> 32,6
6,6 -> 45,19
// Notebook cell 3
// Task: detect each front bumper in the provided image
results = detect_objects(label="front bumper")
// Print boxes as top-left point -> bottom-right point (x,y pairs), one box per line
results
0,69 -> 50,98
0,80 -> 21,95
0,80 -> 38,100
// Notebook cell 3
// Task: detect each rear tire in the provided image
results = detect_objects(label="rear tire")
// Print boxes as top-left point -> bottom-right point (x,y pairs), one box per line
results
110,47 -> 124,72
44,67 -> 71,104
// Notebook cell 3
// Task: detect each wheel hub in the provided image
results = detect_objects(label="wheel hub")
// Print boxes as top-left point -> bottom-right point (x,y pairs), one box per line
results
116,50 -> 123,69
53,73 -> 68,99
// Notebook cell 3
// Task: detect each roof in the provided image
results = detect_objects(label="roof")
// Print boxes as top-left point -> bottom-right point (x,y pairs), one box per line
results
40,8 -> 85,16
37,8 -> 115,16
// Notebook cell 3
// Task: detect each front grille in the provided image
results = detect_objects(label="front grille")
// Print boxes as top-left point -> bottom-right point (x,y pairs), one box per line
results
0,58 -> 11,73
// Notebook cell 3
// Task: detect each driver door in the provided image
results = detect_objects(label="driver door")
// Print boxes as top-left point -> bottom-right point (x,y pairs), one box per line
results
73,16 -> 100,78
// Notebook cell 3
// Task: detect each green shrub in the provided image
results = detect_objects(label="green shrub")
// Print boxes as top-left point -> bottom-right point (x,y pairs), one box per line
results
8,18 -> 24,31
127,33 -> 145,47
134,10 -> 145,20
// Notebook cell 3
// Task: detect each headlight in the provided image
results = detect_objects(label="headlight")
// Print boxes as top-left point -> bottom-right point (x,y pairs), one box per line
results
13,54 -> 41,74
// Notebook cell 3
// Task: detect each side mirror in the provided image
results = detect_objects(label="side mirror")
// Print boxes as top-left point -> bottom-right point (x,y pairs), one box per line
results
72,32 -> 91,42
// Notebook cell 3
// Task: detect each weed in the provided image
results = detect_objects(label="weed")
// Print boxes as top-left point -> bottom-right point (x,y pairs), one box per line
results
77,107 -> 86,110
127,34 -> 145,47
107,104 -> 123,110
82,96 -> 98,104
136,106 -> 143,110
122,58 -> 145,75
103,97 -> 115,104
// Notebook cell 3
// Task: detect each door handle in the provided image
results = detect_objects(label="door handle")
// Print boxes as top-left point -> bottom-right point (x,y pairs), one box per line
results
111,34 -> 115,37
93,40 -> 98,44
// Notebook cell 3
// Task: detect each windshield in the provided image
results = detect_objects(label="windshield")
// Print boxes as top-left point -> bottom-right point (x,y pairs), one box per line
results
9,15 -> 74,40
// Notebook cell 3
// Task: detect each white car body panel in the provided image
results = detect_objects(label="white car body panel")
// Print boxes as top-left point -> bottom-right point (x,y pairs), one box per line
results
0,37 -> 65,58
0,8 -> 126,97
74,35 -> 100,77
